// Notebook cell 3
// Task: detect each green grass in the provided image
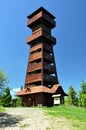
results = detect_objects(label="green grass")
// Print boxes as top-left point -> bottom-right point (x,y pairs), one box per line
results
42,105 -> 86,122
0,107 -> 5,112
42,105 -> 86,130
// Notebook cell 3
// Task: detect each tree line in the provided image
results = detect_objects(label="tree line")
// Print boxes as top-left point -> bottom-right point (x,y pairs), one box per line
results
66,80 -> 86,108
0,69 -> 22,107
0,69 -> 86,108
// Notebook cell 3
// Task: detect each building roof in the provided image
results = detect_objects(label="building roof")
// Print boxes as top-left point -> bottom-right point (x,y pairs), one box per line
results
27,7 -> 55,19
52,84 -> 68,96
16,85 -> 51,96
16,84 -> 67,96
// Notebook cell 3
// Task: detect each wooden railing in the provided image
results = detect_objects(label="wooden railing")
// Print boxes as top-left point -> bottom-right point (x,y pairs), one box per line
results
30,44 -> 42,52
43,73 -> 57,83
27,11 -> 55,27
43,43 -> 52,52
26,28 -> 56,44
28,62 -> 42,72
26,28 -> 42,43
43,62 -> 55,73
42,30 -> 56,44
43,52 -> 54,62
29,52 -> 42,62
26,73 -> 42,83
30,42 -> 52,53
27,12 -> 42,26
42,12 -> 56,26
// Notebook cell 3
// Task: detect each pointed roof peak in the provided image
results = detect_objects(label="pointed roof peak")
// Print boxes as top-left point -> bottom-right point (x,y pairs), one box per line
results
27,6 -> 55,19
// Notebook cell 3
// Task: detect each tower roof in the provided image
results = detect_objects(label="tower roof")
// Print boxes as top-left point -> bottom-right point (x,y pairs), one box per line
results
27,7 -> 55,19
16,84 -> 67,96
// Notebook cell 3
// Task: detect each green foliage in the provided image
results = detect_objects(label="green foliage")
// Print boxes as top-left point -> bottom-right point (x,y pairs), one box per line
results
20,85 -> 23,90
0,69 -> 8,95
67,86 -> 78,106
80,80 -> 86,94
79,80 -> 86,108
16,97 -> 22,107
1,87 -> 12,107
80,94 -> 86,108
0,96 -> 3,106
0,107 -> 5,112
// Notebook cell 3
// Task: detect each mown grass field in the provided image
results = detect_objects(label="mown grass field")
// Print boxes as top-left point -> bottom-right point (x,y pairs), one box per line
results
42,105 -> 86,130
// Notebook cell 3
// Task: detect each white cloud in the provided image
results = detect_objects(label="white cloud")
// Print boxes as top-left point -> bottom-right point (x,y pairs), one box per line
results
10,87 -> 20,98
12,88 -> 20,92
10,90 -> 14,95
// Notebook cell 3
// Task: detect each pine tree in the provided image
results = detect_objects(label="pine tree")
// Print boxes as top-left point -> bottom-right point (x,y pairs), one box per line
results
2,87 -> 12,107
20,85 -> 23,90
79,80 -> 86,108
67,86 -> 78,106
0,69 -> 8,95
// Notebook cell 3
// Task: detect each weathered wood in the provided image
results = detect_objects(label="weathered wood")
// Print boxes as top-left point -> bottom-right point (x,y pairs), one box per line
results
28,62 -> 42,72
43,62 -> 55,73
27,11 -> 55,28
25,7 -> 58,106
30,43 -> 42,52
43,73 -> 57,83
27,11 -> 42,26
43,43 -> 52,52
26,28 -> 56,44
29,51 -> 42,62
26,73 -> 42,84
43,52 -> 54,62
16,7 -> 67,107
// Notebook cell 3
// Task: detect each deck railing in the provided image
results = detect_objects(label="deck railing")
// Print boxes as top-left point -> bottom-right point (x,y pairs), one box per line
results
29,51 -> 42,62
28,62 -> 42,72
26,73 -> 42,83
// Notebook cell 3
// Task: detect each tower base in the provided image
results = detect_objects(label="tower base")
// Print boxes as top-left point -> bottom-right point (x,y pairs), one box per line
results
16,84 -> 67,107
22,92 -> 53,107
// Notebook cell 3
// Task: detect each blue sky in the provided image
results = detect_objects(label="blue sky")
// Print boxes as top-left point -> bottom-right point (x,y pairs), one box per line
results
0,0 -> 86,97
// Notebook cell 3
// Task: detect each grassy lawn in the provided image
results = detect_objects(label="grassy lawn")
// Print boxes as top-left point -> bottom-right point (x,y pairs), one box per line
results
0,107 -> 5,112
42,105 -> 86,130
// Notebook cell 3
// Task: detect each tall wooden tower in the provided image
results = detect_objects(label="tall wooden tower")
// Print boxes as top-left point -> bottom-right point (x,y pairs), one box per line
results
26,7 -> 58,89
16,7 -> 67,107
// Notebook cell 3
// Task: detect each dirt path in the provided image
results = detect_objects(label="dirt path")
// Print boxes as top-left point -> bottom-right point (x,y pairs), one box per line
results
0,108 -> 76,130
0,108 -> 49,130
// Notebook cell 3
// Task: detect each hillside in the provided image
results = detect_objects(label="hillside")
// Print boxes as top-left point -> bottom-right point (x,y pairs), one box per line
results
0,105 -> 86,130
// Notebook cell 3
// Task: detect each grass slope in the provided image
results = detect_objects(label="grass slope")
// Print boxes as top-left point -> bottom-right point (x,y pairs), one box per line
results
42,105 -> 86,130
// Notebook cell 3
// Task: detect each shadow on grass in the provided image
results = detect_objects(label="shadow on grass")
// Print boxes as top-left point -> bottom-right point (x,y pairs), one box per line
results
0,112 -> 22,128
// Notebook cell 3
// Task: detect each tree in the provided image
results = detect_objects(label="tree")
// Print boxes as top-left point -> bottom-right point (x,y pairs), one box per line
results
20,85 -> 23,90
0,69 -> 8,95
0,96 -> 2,106
79,80 -> 86,108
16,86 -> 23,106
2,87 -> 12,107
67,86 -> 78,106
16,97 -> 22,107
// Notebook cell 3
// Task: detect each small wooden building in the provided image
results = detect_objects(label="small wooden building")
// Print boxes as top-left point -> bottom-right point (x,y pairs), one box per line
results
16,7 -> 67,107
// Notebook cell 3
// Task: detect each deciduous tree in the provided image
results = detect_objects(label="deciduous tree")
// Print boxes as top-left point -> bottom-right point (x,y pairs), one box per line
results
16,97 -> 22,107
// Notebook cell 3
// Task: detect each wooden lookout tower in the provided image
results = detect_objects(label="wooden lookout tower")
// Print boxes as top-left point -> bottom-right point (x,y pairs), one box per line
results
16,7 -> 67,107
